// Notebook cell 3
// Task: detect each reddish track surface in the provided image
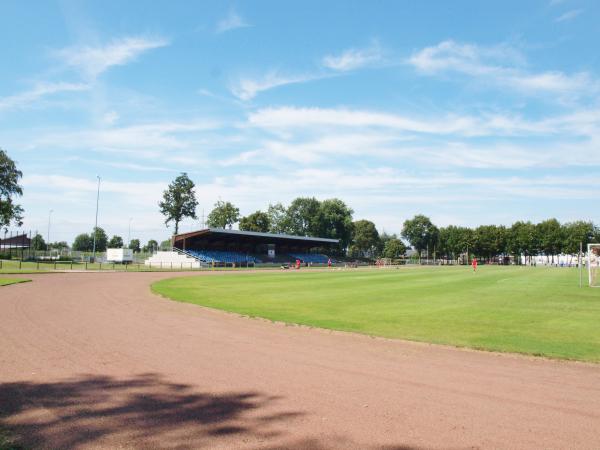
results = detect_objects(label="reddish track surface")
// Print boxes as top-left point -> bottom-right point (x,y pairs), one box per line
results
1,272 -> 600,449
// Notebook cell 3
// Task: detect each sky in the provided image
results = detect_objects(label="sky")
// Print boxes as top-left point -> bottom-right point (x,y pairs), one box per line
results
1,0 -> 599,244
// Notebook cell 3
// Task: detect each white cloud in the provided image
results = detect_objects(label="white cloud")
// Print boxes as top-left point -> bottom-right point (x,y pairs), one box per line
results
247,106 -> 558,137
56,36 -> 169,79
0,82 -> 89,112
216,9 -> 250,33
30,119 -> 220,155
555,9 -> 582,22
407,40 -> 594,96
101,110 -> 119,125
230,71 -> 329,101
322,44 -> 382,71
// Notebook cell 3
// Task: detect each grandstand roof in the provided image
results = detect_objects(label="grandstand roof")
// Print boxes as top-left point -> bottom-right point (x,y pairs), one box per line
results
173,228 -> 339,248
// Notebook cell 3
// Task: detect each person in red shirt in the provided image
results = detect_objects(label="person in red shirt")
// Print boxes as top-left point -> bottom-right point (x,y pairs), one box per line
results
472,257 -> 478,272
296,259 -> 301,270
328,258 -> 332,268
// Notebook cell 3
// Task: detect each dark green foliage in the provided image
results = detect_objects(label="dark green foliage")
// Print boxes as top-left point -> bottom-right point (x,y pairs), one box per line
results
129,238 -> 140,252
0,148 -> 24,229
108,235 -> 123,248
159,173 -> 198,234
72,233 -> 93,252
31,233 -> 47,251
401,215 -> 439,255
207,200 -> 240,229
239,211 -> 271,232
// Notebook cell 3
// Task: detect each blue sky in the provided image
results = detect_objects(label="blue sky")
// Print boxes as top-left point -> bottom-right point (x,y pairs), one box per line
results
1,0 -> 599,244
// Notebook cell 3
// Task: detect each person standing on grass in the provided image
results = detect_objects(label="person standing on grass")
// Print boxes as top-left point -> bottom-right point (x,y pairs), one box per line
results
472,257 -> 478,272
296,259 -> 301,270
328,258 -> 332,268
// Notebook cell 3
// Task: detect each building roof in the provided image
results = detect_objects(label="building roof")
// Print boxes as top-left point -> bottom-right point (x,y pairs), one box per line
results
173,228 -> 339,245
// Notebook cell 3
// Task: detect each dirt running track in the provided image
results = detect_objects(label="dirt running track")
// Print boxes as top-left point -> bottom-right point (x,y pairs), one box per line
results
1,272 -> 599,449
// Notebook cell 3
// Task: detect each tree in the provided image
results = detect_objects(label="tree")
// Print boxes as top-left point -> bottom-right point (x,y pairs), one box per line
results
285,197 -> 321,236
562,221 -> 595,254
207,200 -> 240,229
92,227 -> 108,252
0,148 -> 24,229
507,221 -> 539,263
160,239 -> 172,250
438,226 -> 473,259
159,173 -> 198,234
31,233 -> 47,251
239,211 -> 271,232
267,203 -> 290,234
108,235 -> 124,248
49,241 -> 69,250
143,239 -> 158,253
537,218 -> 563,262
316,198 -> 354,251
401,215 -> 439,257
72,233 -> 93,252
350,220 -> 380,257
472,225 -> 507,261
382,238 -> 407,259
129,239 -> 141,253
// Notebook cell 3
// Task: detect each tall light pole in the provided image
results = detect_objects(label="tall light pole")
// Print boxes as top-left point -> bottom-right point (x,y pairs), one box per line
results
128,217 -> 133,248
47,209 -> 53,256
92,176 -> 101,262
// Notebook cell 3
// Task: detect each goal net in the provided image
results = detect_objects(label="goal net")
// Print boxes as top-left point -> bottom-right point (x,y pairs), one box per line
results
588,244 -> 600,288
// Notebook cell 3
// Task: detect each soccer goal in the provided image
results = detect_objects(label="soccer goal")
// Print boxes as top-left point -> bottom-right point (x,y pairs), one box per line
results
588,244 -> 600,287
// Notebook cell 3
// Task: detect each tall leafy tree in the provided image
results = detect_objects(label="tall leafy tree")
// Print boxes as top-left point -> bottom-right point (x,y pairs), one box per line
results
0,148 -> 24,229
129,238 -> 141,253
285,197 -> 321,236
144,239 -> 159,252
72,233 -> 93,251
159,173 -> 198,234
207,200 -> 240,228
108,235 -> 124,248
92,227 -> 108,252
267,203 -> 290,234
31,233 -> 47,251
239,211 -> 271,232
316,198 -> 354,250
382,238 -> 407,259
508,221 -> 539,263
438,226 -> 473,259
537,218 -> 564,261
562,221 -> 595,254
401,215 -> 439,256
350,220 -> 380,257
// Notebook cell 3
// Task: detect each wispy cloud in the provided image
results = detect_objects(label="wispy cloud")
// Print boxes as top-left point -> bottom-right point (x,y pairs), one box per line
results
0,82 -> 89,112
230,71 -> 330,101
56,36 -> 169,79
555,9 -> 582,22
216,9 -> 250,33
322,43 -> 383,71
407,40 -> 594,97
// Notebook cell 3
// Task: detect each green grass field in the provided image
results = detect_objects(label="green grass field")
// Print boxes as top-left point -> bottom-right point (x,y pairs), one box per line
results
0,278 -> 30,286
152,266 -> 600,362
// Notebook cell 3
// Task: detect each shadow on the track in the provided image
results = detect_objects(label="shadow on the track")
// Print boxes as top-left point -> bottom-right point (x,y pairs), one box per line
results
0,372 -> 302,448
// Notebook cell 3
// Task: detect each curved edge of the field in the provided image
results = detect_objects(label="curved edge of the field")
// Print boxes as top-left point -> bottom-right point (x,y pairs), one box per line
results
0,278 -> 31,287
150,275 -> 600,366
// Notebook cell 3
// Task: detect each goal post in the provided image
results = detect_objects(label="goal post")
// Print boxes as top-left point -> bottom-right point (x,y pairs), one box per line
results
588,244 -> 600,288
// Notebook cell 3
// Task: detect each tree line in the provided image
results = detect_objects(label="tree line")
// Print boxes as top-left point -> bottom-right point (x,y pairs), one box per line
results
160,173 -> 600,260
2,157 -> 599,260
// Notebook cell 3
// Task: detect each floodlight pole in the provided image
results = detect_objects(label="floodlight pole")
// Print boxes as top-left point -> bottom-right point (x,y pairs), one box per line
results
92,176 -> 101,262
47,209 -> 53,256
579,241 -> 583,288
128,217 -> 132,248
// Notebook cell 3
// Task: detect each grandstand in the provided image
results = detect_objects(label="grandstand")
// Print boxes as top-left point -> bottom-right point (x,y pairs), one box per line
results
147,228 -> 339,267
